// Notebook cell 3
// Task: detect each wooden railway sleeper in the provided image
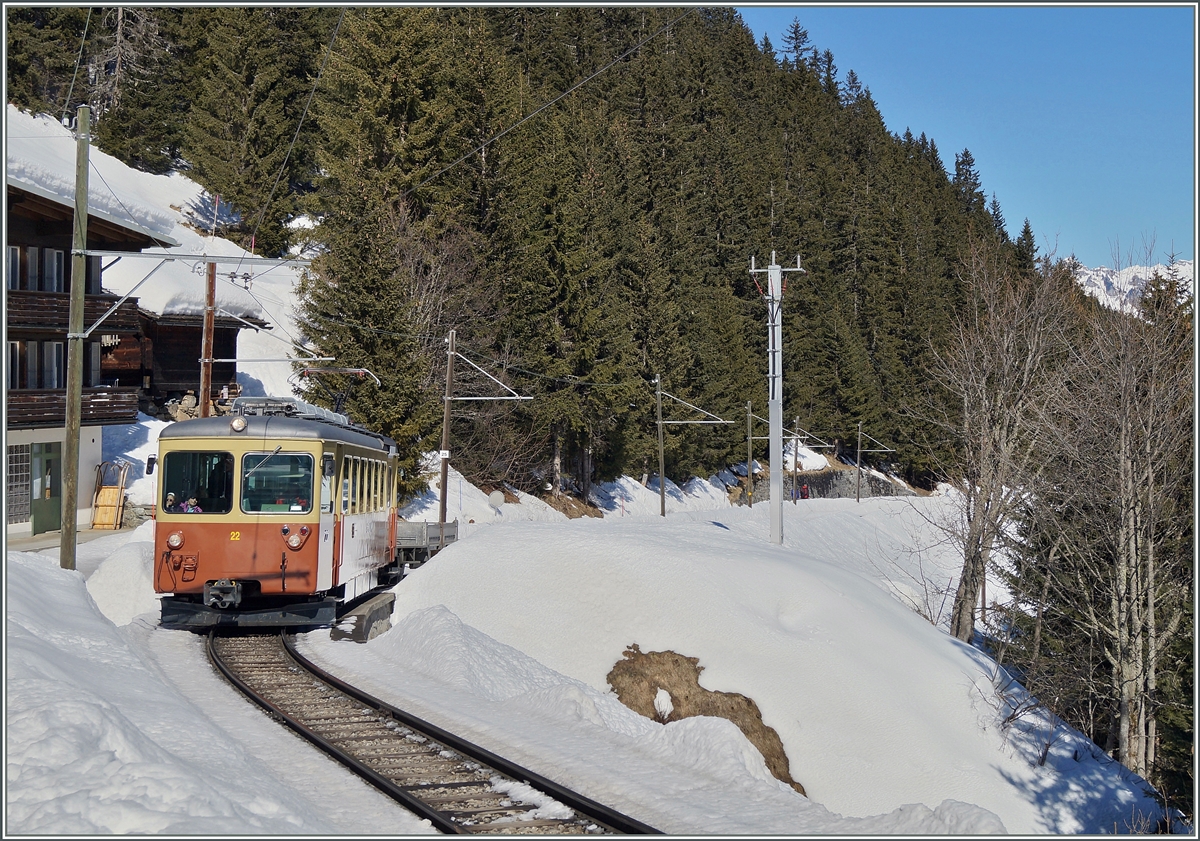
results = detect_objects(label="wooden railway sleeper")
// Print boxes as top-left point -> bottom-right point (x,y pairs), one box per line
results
448,803 -> 537,816
401,780 -> 496,792
415,791 -> 514,806
459,819 -> 596,833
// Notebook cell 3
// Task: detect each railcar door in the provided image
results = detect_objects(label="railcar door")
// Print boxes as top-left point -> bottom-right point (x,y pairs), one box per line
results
316,447 -> 337,591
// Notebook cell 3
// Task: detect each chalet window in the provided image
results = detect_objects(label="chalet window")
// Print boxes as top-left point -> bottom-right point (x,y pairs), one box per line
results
23,341 -> 66,389
41,341 -> 64,389
25,247 -> 39,291
7,341 -> 19,388
6,246 -> 18,290
7,444 -> 32,525
25,341 -> 37,388
86,255 -> 102,294
44,249 -> 65,292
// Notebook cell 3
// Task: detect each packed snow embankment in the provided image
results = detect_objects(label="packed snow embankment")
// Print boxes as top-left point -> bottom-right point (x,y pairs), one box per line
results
302,603 -> 1008,834
8,556 -> 318,832
300,500 -> 1167,834
12,474 -> 1169,834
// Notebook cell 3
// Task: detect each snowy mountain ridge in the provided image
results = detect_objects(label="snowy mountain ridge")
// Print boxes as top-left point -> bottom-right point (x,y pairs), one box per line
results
1073,259 -> 1193,311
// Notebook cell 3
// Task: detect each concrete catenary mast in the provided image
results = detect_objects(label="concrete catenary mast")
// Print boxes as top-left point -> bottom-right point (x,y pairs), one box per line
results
749,252 -> 805,544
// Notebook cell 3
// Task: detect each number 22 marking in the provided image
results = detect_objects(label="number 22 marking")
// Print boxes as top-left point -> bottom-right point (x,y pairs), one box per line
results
230,531 -> 241,541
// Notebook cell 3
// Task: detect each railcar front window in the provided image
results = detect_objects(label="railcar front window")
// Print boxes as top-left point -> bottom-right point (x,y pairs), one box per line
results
161,452 -> 234,514
241,452 -> 314,514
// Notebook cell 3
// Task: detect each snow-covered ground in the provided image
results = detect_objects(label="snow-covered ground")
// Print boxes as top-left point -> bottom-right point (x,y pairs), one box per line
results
7,426 -> 1170,833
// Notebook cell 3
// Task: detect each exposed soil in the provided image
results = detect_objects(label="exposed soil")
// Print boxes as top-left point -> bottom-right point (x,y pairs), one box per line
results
540,492 -> 604,519
606,644 -> 806,796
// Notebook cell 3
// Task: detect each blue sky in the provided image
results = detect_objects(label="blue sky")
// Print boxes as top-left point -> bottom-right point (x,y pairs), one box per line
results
735,4 -> 1196,269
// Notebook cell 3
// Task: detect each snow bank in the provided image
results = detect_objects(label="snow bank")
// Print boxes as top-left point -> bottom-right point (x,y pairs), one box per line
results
5,553 -> 351,834
352,499 -> 1162,833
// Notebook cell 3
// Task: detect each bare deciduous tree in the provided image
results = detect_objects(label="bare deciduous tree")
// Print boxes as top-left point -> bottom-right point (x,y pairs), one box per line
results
1033,246 -> 1193,778
923,236 -> 1074,643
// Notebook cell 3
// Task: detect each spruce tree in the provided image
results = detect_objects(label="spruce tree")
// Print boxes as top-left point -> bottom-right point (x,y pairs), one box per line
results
780,17 -> 814,71
1014,218 -> 1038,276
183,7 -> 334,256
5,6 -> 92,116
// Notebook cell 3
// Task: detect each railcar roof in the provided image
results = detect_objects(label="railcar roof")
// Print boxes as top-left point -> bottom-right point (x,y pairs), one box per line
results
158,415 -> 395,451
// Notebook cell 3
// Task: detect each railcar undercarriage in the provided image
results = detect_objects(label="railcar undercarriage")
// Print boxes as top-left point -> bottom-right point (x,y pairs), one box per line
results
159,592 -> 340,630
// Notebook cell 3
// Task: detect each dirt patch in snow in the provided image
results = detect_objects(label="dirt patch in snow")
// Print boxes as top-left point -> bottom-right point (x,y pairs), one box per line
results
606,644 -> 806,796
540,492 -> 603,519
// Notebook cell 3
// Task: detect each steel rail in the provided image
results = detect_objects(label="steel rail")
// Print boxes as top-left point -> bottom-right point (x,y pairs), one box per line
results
207,631 -> 462,832
283,633 -> 662,835
207,631 -> 660,835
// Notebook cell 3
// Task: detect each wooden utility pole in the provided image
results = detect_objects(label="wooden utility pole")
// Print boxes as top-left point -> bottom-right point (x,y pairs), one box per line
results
746,401 -> 753,508
856,421 -> 863,503
438,330 -> 456,544
656,374 -> 666,517
199,261 -> 216,417
60,105 -> 89,571
793,416 -> 800,505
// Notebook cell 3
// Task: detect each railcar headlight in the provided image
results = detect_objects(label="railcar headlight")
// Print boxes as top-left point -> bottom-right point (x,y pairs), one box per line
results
286,533 -> 304,550
230,415 -> 248,433
166,531 -> 185,550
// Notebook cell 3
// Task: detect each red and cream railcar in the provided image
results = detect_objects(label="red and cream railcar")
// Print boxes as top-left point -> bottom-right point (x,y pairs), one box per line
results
151,398 -> 401,629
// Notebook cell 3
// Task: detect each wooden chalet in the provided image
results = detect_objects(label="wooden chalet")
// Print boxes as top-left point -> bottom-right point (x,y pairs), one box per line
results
5,179 -> 179,535
100,304 -> 268,415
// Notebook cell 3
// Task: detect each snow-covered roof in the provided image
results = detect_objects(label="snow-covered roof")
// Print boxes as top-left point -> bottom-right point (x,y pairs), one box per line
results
6,105 -> 180,246
5,104 -> 296,325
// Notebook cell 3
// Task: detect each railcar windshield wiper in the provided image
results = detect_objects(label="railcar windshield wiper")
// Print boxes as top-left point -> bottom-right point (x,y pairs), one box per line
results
244,446 -> 282,479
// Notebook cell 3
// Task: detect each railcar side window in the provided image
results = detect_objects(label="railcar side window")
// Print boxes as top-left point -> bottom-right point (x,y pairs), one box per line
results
161,452 -> 234,514
241,452 -> 314,514
320,468 -> 333,514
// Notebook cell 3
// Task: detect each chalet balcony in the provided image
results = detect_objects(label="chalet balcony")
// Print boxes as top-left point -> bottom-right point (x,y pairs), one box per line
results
5,290 -> 141,335
6,387 -> 140,429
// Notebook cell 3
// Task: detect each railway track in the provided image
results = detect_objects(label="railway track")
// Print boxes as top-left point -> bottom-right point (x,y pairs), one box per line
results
207,632 -> 660,835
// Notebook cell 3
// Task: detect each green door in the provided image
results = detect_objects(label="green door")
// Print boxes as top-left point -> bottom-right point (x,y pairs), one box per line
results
30,443 -> 62,536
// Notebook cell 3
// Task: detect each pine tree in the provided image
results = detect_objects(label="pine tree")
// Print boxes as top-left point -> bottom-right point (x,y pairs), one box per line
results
1014,218 -> 1038,276
91,7 -> 194,174
988,193 -> 1009,243
953,148 -> 987,219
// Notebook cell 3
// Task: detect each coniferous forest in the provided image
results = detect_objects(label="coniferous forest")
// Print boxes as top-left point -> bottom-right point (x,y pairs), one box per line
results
7,6 -> 1193,820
